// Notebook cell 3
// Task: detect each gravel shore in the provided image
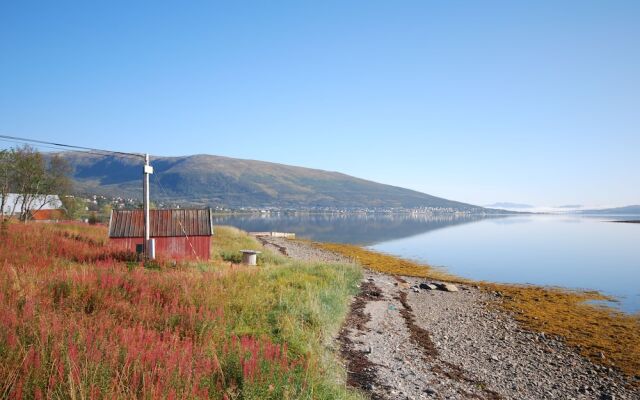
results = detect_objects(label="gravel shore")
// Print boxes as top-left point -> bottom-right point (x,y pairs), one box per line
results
260,236 -> 639,400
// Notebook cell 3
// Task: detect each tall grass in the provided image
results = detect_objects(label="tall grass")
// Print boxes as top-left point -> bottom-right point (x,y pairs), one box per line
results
0,223 -> 362,399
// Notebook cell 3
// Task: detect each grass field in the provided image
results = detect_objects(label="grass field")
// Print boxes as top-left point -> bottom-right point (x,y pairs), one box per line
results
0,223 -> 362,399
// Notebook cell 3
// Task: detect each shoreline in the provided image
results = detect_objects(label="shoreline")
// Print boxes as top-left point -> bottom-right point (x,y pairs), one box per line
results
259,236 -> 640,399
316,242 -> 640,376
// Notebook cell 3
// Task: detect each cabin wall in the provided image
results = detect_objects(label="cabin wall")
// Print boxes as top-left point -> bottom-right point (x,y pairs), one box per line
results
111,236 -> 211,260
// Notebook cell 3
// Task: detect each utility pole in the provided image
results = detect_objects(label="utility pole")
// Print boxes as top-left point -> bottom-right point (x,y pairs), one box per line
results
143,153 -> 155,259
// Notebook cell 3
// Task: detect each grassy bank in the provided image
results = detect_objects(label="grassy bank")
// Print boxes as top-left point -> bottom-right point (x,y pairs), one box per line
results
316,242 -> 640,382
0,223 -> 362,399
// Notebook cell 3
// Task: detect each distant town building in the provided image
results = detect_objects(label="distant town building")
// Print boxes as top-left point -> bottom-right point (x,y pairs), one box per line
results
108,208 -> 214,260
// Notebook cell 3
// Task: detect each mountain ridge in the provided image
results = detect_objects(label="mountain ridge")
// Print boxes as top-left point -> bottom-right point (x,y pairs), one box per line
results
576,205 -> 640,215
58,152 -> 501,212
485,202 -> 533,209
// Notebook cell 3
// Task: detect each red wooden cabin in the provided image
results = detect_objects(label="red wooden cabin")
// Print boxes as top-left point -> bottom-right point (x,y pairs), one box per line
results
108,208 -> 214,260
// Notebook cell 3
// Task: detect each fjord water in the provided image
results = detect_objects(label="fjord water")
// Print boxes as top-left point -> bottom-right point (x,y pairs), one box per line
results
371,215 -> 640,313
215,214 -> 640,313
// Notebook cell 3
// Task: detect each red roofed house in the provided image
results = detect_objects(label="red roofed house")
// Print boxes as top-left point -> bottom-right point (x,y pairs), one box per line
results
108,208 -> 214,260
30,209 -> 67,221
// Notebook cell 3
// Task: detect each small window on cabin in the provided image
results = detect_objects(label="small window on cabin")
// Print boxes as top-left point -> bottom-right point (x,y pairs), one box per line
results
135,244 -> 144,254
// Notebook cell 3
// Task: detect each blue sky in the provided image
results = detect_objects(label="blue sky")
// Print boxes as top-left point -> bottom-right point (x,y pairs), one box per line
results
1,1 -> 638,207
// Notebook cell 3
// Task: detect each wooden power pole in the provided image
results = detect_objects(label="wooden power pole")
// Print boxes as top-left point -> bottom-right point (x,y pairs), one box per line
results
143,153 -> 155,259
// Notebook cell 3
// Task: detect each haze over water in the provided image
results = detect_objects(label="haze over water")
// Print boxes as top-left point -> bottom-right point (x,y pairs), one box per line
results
217,213 -> 640,313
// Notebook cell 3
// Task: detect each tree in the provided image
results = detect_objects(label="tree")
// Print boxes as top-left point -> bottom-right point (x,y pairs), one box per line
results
99,203 -> 113,222
5,145 -> 73,222
60,195 -> 86,220
0,149 -> 14,219
136,201 -> 157,209
0,149 -> 15,235
47,153 -> 72,195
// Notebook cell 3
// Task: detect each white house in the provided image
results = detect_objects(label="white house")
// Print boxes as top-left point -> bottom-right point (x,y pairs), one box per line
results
1,193 -> 62,216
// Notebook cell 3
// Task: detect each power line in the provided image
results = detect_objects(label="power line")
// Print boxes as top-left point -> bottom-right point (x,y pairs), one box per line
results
0,138 -> 124,159
0,135 -> 204,204
0,134 -> 144,160
0,137 -> 77,153
0,133 -> 165,261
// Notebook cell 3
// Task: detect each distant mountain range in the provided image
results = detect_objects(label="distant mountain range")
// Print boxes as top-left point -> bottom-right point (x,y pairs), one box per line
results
58,152 -> 504,212
486,201 -> 640,215
576,205 -> 640,215
555,204 -> 583,209
485,202 -> 533,209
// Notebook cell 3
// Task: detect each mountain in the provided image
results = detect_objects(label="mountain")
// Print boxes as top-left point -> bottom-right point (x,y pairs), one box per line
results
556,204 -> 583,209
58,152 -> 498,212
485,202 -> 533,209
576,205 -> 640,215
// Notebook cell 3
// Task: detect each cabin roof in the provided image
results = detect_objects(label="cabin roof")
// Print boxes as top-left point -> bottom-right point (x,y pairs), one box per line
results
30,209 -> 66,221
108,209 -> 214,238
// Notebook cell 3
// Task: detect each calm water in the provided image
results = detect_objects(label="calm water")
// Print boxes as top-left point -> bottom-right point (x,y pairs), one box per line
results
216,213 -> 640,313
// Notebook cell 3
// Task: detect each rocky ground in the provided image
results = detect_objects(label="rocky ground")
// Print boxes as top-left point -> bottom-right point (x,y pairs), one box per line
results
260,236 -> 639,400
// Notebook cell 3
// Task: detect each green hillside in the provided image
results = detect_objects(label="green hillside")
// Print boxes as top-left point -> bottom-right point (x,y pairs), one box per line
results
60,152 -> 489,211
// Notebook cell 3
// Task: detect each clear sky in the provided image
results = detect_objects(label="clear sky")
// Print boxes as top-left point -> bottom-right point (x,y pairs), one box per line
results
1,1 -> 638,207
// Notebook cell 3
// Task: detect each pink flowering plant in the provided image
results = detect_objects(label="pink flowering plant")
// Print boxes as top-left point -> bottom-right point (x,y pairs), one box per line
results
0,223 -> 361,399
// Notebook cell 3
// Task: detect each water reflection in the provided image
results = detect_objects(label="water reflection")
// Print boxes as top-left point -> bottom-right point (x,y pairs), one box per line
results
214,213 -> 500,245
215,213 -> 639,313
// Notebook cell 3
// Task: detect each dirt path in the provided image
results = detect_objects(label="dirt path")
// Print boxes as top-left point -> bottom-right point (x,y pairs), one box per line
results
260,236 -> 639,400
